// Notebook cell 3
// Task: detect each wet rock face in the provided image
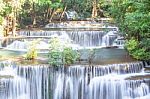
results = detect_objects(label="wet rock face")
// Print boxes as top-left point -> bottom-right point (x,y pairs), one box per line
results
145,65 -> 150,68
0,75 -> 14,79
144,67 -> 150,73
125,75 -> 150,80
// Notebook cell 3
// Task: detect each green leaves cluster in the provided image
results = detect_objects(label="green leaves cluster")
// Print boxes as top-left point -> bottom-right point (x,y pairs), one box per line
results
25,39 -> 40,60
0,0 -> 26,36
48,37 -> 79,67
109,0 -> 150,60
63,47 -> 79,65
0,0 -> 112,30
125,38 -> 150,60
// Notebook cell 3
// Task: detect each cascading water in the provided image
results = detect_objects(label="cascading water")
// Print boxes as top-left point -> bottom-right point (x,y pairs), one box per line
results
6,40 -> 28,51
3,29 -> 123,51
0,61 -> 50,99
113,36 -> 125,49
64,10 -> 78,20
17,30 -> 107,47
0,61 -> 150,99
101,31 -> 117,46
5,40 -> 49,52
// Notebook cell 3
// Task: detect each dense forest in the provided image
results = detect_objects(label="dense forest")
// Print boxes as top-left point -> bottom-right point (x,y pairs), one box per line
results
0,0 -> 150,60
109,0 -> 150,61
0,0 -> 108,30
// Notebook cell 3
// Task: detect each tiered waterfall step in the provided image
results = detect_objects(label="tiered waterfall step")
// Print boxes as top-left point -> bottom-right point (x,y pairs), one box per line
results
0,61 -> 149,99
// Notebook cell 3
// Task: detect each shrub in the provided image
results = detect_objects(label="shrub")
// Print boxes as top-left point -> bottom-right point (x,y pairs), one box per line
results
48,37 -> 80,67
125,38 -> 150,60
125,38 -> 138,52
25,40 -> 40,60
63,47 -> 79,66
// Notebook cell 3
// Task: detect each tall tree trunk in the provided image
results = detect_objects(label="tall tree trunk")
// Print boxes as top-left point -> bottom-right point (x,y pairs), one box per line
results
4,17 -> 9,37
91,0 -> 97,18
49,8 -> 55,22
32,2 -> 36,26
12,6 -> 16,37
46,7 -> 51,21
12,16 -> 16,36
60,5 -> 67,22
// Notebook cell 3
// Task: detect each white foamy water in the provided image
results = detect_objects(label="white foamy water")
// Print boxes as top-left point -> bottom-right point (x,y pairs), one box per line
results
3,30 -> 125,53
0,61 -> 149,99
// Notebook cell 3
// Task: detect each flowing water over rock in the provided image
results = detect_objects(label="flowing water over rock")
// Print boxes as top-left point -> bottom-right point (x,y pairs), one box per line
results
16,30 -> 114,47
1,23 -> 148,99
2,29 -> 124,52
0,61 -> 150,99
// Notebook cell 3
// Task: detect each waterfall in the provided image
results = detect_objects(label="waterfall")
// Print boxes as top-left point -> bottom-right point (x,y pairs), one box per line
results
3,30 -> 123,51
67,30 -> 106,47
0,61 -> 30,99
64,10 -> 78,20
0,62 -> 50,99
17,30 -> 106,47
6,40 -> 28,51
88,78 -> 150,99
102,31 -> 117,47
113,36 -> 125,49
3,39 -> 50,54
0,61 -> 150,99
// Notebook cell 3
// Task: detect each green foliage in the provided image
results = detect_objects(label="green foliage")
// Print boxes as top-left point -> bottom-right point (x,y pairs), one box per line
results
63,47 -> 79,65
50,2 -> 61,9
25,40 -> 40,60
109,0 -> 150,60
48,50 -> 63,67
18,0 -> 112,25
38,0 -> 52,6
25,48 -> 37,60
125,38 -> 138,52
132,49 -> 150,60
125,38 -> 150,60
0,16 -> 3,25
2,5 -> 12,16
0,1 -> 5,36
48,37 -> 79,67
0,0 -> 114,29
48,37 -> 63,66
0,0 -> 113,28
140,38 -> 150,50
0,1 -> 6,16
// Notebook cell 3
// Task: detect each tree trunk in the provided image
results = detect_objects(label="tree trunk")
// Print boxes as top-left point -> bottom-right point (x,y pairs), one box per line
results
12,6 -> 17,37
12,16 -> 16,36
46,7 -> 51,21
60,5 -> 67,22
32,2 -> 36,26
33,17 -> 36,25
49,8 -> 55,22
91,0 -> 97,18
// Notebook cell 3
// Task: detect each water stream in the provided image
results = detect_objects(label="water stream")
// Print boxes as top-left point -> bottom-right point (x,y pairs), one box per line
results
0,23 -> 149,99
0,61 -> 150,99
2,30 -> 124,52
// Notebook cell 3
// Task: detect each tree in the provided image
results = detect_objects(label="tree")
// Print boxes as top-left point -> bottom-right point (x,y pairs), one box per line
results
2,0 -> 25,36
109,0 -> 150,60
91,0 -> 98,18
0,1 -> 5,36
